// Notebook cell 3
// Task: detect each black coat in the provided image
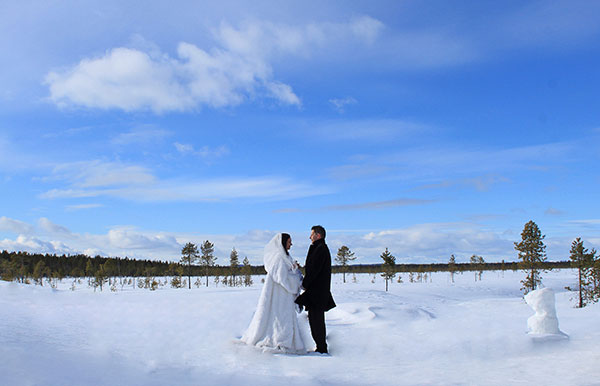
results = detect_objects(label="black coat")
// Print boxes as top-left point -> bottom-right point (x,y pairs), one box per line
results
295,238 -> 336,312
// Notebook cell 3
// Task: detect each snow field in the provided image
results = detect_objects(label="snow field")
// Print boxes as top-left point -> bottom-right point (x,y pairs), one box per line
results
1,270 -> 599,386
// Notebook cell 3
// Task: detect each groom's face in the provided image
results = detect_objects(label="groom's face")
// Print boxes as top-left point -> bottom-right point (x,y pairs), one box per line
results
310,229 -> 321,244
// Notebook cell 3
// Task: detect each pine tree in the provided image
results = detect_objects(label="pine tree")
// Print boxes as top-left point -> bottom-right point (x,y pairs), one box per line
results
448,254 -> 457,283
200,240 -> 216,287
590,249 -> 600,302
0,256 -> 23,282
33,260 -> 49,286
514,220 -> 547,294
241,257 -> 253,286
380,248 -> 396,292
568,238 -> 594,307
180,242 -> 199,289
470,255 -> 485,281
85,259 -> 95,276
93,263 -> 108,291
477,256 -> 485,281
229,248 -> 240,287
335,245 -> 356,283
103,259 -> 117,280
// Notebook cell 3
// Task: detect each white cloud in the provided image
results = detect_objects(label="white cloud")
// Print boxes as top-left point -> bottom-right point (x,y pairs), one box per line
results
0,218 -> 271,263
196,145 -> 230,159
0,216 -> 34,235
42,126 -> 93,139
38,217 -> 72,235
66,203 -> 103,211
44,17 -> 389,112
0,223 -> 177,260
544,207 -> 565,216
567,219 -> 600,228
0,235 -> 75,255
265,81 -> 301,106
108,176 -> 325,202
112,127 -> 172,146
275,198 -> 435,213
107,227 -> 180,250
417,174 -> 510,192
329,97 -> 357,113
43,37 -> 305,112
314,119 -> 428,142
174,142 -> 194,154
47,160 -> 155,188
174,143 -> 230,159
45,47 -> 193,113
323,199 -> 435,211
213,18 -> 382,59
350,16 -> 385,44
385,31 -> 479,69
326,223 -> 514,263
40,159 -> 327,202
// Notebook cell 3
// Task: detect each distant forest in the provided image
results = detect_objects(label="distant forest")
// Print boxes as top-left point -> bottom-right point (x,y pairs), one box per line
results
0,250 -> 571,283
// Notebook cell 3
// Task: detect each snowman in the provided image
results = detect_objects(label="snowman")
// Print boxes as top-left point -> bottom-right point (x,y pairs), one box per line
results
524,288 -> 568,339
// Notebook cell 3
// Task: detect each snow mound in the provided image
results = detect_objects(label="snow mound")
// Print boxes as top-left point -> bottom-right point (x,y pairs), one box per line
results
524,288 -> 568,340
327,302 -> 435,327
326,303 -> 376,325
369,304 -> 436,321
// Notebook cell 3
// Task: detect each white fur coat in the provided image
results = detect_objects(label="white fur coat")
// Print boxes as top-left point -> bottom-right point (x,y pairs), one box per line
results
241,234 -> 307,353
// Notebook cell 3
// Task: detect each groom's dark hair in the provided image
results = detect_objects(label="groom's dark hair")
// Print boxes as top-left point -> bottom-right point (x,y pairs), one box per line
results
311,225 -> 326,239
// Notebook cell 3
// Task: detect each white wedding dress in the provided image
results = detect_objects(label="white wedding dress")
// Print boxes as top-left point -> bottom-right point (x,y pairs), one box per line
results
241,234 -> 307,354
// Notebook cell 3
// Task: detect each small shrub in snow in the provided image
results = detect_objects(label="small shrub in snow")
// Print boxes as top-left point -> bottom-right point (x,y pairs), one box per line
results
171,276 -> 183,289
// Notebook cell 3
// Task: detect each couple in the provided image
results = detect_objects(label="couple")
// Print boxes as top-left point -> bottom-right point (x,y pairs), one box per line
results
241,225 -> 336,354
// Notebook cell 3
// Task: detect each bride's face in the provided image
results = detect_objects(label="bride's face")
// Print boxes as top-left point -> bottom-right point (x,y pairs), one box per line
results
285,238 -> 292,251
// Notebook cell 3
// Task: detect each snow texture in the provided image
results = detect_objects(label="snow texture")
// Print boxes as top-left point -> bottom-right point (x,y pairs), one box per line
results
1,270 -> 599,386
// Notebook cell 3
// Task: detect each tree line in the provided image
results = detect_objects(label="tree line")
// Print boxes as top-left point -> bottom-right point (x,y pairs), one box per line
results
1,220 -> 598,307
335,220 -> 599,308
0,247 -> 571,284
0,249 -> 262,285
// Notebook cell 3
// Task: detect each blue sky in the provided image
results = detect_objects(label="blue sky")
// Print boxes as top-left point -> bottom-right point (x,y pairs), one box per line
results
1,0 -> 599,265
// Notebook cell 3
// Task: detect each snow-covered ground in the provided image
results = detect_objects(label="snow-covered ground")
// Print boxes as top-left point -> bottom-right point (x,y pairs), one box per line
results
1,270 -> 599,386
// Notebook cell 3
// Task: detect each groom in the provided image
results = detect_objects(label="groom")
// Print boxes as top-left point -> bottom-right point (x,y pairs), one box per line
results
295,225 -> 336,354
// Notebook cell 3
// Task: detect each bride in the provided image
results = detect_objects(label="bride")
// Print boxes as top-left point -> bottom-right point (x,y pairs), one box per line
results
241,233 -> 307,354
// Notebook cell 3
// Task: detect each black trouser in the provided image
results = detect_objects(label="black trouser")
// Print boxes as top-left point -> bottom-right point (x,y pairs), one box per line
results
308,309 -> 327,353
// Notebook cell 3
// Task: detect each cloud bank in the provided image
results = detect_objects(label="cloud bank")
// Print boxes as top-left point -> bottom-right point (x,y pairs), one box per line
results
1,216 -> 588,264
